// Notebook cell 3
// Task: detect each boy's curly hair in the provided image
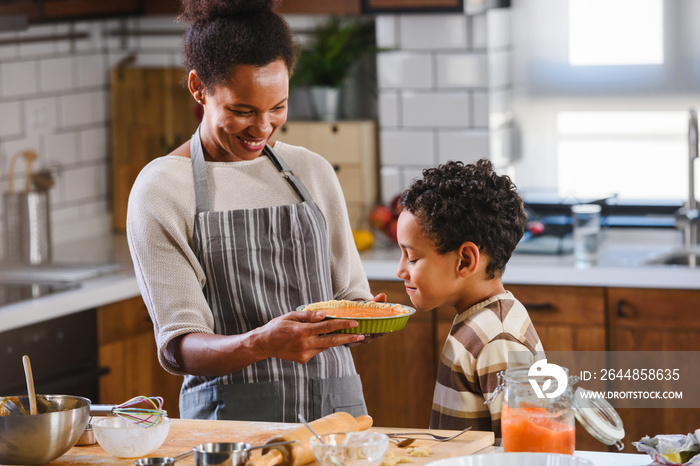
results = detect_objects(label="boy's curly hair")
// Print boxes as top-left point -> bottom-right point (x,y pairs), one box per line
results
400,159 -> 527,279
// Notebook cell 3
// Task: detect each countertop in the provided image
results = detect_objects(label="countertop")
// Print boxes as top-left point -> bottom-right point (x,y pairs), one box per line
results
2,228 -> 700,333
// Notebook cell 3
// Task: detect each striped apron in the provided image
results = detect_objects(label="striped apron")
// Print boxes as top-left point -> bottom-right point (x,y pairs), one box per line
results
179,127 -> 367,422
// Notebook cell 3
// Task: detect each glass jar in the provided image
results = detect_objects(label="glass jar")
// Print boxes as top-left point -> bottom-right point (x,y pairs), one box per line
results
494,363 -> 625,455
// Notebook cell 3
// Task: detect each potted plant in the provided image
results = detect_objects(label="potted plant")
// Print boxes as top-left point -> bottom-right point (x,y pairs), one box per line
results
291,17 -> 380,122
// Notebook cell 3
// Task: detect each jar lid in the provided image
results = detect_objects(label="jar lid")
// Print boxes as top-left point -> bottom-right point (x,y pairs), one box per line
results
572,387 -> 625,450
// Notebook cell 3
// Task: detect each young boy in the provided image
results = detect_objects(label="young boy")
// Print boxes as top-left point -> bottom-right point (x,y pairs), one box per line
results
395,159 -> 543,438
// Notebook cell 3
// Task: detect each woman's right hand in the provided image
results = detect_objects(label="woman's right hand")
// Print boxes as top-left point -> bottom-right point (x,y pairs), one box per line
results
255,310 -> 365,364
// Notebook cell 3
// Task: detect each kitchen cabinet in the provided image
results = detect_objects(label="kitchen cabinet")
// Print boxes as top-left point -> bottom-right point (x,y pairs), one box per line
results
0,0 -> 140,24
98,296 -> 182,418
277,0 -> 361,15
506,284 -> 606,352
271,121 -> 379,230
608,287 -> 700,453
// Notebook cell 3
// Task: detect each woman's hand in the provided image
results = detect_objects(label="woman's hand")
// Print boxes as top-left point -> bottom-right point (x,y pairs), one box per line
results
254,310 -> 365,364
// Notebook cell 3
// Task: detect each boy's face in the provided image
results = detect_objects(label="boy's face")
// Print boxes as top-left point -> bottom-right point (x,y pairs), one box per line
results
395,211 -> 462,311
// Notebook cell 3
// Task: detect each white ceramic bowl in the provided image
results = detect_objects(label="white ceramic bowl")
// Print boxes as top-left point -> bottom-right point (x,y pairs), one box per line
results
425,453 -> 594,466
310,432 -> 389,466
93,416 -> 170,458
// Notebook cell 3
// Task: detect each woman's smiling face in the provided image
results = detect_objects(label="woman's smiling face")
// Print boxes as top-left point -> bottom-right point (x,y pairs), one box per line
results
201,59 -> 289,162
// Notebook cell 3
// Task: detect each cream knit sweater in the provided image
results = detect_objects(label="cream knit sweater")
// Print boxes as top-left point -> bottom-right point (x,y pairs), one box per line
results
126,141 -> 372,374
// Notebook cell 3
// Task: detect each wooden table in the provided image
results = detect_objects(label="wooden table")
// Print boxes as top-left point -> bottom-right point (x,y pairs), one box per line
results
53,419 -> 495,465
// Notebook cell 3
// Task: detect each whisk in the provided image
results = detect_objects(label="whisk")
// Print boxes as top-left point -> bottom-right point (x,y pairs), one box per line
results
92,396 -> 167,428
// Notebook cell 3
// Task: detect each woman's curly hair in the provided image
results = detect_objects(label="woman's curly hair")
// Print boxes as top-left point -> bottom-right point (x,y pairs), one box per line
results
179,0 -> 297,90
400,159 -> 527,279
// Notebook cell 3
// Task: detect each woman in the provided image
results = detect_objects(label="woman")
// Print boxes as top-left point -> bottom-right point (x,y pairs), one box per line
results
126,0 -> 383,422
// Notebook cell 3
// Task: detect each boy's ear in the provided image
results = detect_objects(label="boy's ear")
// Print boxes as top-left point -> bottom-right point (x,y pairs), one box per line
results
457,241 -> 480,276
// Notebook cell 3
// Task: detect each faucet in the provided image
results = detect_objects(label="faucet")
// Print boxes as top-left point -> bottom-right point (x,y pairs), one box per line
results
675,108 -> 699,250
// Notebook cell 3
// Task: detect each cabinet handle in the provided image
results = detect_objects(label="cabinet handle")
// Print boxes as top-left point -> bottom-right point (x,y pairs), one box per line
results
616,299 -> 634,318
522,302 -> 554,311
332,124 -> 338,133
332,164 -> 340,172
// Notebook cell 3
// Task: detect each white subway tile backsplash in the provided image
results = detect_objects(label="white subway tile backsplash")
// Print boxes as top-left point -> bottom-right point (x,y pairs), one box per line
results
378,91 -> 399,127
399,15 -> 468,50
471,14 -> 487,49
436,53 -> 488,88
74,21 -> 106,53
488,49 -> 510,89
45,132 -> 79,164
76,54 -> 107,88
0,101 -> 23,138
59,91 -> 107,127
380,166 -> 402,204
437,129 -> 490,164
40,57 -> 75,93
0,60 -> 39,98
489,88 -> 512,128
472,91 -> 489,128
63,164 -> 105,202
24,97 -> 58,135
380,129 -> 435,165
0,40 -> 19,60
402,167 -> 425,190
487,8 -> 511,50
402,91 -> 471,128
375,16 -> 398,49
377,52 -> 432,89
79,127 -> 108,161
18,25 -> 57,58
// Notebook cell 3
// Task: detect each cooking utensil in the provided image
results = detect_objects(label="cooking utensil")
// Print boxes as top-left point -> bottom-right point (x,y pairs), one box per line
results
3,149 -> 52,265
91,395 -> 167,427
385,427 -> 472,442
0,394 -> 90,465
298,414 -> 346,466
246,412 -> 374,466
22,354 -> 37,415
192,440 -> 299,466
134,450 -> 194,465
390,437 -> 415,447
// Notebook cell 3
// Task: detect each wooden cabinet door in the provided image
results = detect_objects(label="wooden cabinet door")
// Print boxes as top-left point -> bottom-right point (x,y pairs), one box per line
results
607,288 -> 700,452
98,297 -> 182,418
505,284 -> 606,352
44,0 -> 141,19
276,0 -> 361,15
352,280 -> 436,428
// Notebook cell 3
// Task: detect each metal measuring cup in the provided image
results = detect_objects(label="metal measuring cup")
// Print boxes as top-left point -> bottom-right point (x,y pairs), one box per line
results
134,451 -> 194,465
134,440 -> 296,466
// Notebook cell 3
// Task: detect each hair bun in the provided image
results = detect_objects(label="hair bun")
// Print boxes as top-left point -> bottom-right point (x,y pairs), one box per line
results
179,0 -> 277,24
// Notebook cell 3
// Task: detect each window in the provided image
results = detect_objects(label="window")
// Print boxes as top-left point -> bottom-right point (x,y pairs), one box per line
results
556,111 -> 691,200
569,0 -> 663,66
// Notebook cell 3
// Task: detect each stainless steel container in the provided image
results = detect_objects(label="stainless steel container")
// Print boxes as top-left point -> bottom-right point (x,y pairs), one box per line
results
4,190 -> 52,264
3,150 -> 52,265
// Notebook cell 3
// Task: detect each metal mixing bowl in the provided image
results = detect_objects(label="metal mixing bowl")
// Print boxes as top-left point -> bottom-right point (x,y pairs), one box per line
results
0,394 -> 90,465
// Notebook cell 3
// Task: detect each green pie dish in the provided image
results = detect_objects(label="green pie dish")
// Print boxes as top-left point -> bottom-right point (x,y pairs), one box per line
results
296,301 -> 417,334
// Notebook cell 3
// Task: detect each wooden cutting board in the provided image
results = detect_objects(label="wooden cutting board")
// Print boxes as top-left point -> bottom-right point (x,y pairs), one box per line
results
52,419 -> 494,465
110,66 -> 200,232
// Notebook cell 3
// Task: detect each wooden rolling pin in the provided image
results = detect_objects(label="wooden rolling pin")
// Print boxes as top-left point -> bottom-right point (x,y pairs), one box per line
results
249,412 -> 373,466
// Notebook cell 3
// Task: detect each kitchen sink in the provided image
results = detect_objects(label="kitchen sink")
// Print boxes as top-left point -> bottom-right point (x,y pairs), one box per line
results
643,249 -> 700,267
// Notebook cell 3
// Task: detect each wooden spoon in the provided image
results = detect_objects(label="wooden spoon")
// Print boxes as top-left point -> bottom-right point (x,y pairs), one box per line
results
22,355 -> 37,415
